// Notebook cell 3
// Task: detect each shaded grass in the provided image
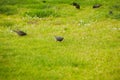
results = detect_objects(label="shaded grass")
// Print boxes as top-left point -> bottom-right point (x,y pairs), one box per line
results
0,6 -> 17,15
23,3 -> 51,9
24,9 -> 59,18
0,0 -> 40,5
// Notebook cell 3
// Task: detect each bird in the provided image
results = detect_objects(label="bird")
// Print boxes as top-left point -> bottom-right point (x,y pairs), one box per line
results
13,30 -> 27,36
55,36 -> 64,42
72,2 -> 80,9
42,0 -> 46,3
75,4 -> 80,9
93,4 -> 102,8
109,11 -> 113,15
72,2 -> 78,6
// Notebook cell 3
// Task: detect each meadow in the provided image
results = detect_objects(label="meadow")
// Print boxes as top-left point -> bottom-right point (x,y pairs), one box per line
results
0,0 -> 120,80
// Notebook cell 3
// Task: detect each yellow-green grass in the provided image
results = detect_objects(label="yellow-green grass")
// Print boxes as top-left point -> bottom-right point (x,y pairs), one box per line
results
0,0 -> 120,80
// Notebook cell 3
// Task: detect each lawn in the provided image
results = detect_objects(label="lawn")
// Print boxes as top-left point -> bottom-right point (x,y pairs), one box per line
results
0,0 -> 120,80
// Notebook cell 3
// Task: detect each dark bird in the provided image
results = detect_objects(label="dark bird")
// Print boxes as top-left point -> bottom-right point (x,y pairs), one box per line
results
109,11 -> 113,15
72,2 -> 78,6
93,4 -> 102,8
13,30 -> 27,36
55,36 -> 64,42
75,4 -> 80,9
72,2 -> 80,9
42,0 -> 46,3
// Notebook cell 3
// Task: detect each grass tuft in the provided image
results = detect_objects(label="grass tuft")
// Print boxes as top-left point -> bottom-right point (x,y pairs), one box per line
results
24,3 -> 51,9
24,9 -> 59,18
0,6 -> 17,15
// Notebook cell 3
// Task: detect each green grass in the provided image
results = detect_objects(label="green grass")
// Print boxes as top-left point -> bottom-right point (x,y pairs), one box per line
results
0,5 -> 17,15
0,0 -> 120,80
24,9 -> 59,18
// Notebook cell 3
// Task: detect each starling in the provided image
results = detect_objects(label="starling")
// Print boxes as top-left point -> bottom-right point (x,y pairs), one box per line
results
55,36 -> 64,42
109,11 -> 113,15
42,0 -> 46,3
13,30 -> 27,36
93,4 -> 102,8
75,4 -> 80,9
72,2 -> 78,6
72,2 -> 80,9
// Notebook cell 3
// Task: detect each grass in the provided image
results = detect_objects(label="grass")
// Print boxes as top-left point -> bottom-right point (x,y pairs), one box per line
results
0,0 -> 120,80
0,6 -> 17,15
24,9 -> 59,18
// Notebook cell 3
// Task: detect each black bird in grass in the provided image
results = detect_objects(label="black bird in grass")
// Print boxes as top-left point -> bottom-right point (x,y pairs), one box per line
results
42,0 -> 46,3
55,36 -> 64,42
72,2 -> 80,9
75,4 -> 80,9
13,30 -> 27,36
93,4 -> 102,8
72,2 -> 78,6
109,11 -> 113,15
